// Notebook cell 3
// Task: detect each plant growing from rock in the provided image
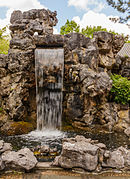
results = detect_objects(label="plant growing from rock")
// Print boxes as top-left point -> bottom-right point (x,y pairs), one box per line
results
110,74 -> 130,105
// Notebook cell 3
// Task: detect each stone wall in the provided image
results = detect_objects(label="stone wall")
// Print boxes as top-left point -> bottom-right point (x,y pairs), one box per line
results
0,8 -> 129,135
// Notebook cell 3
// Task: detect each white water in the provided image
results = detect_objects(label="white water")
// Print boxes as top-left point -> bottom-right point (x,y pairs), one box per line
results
35,48 -> 64,131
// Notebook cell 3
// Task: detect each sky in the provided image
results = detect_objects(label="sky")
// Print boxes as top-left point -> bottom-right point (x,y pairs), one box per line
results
0,0 -> 129,36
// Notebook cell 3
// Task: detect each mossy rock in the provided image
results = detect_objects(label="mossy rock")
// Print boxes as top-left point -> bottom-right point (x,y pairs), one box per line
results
1,121 -> 35,136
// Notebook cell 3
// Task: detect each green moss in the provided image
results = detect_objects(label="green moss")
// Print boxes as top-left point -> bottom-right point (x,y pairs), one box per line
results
6,121 -> 34,136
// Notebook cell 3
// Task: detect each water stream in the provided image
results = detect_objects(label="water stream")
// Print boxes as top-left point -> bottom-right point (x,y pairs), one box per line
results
35,48 -> 64,130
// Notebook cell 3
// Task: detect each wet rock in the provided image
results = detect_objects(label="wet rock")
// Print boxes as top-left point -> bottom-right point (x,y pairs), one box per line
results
2,148 -> 38,171
40,145 -> 50,154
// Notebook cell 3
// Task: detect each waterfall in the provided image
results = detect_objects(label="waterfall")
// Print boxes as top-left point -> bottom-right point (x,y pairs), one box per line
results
35,48 -> 64,130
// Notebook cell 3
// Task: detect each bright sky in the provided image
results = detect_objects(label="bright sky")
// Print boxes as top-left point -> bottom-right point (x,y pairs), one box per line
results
0,0 -> 129,36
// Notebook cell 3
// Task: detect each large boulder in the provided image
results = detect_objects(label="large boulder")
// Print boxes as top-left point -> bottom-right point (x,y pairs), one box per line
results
53,136 -> 101,171
2,148 -> 38,171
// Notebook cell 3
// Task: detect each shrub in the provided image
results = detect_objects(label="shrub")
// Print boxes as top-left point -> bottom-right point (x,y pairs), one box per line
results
110,74 -> 130,105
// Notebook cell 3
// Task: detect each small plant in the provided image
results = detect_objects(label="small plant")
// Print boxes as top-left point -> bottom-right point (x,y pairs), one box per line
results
110,74 -> 130,105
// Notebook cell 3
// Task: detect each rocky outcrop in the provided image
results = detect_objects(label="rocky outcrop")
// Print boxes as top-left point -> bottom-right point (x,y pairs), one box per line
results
0,9 -> 58,135
0,8 -> 129,135
53,136 -> 130,172
0,140 -> 37,171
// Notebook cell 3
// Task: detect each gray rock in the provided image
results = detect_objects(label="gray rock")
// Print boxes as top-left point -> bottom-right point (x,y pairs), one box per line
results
2,148 -> 38,171
118,147 -> 130,167
93,31 -> 113,54
82,71 -> 112,97
102,149 -> 124,169
0,140 -> 12,154
53,136 -> 99,171
0,158 -> 5,171
10,10 -> 23,24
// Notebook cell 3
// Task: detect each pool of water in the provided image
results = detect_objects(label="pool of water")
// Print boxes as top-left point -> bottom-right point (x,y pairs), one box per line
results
0,128 -> 129,152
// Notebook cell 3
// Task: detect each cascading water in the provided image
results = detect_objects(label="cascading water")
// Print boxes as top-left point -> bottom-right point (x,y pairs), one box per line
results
35,48 -> 64,131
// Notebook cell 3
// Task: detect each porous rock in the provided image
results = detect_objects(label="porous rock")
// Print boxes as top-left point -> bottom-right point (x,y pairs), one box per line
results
53,135 -> 100,171
2,148 -> 38,171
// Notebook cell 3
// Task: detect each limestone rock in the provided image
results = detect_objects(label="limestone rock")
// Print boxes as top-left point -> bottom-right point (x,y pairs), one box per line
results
113,35 -> 124,54
10,10 -> 23,24
102,147 -> 130,169
0,140 -> 12,154
0,158 -> 5,171
53,136 -> 100,171
102,149 -> 124,169
93,31 -> 113,54
82,71 -> 112,97
2,148 -> 38,171
96,103 -> 118,127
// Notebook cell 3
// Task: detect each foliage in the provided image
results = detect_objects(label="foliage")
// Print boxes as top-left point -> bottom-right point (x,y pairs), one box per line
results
0,26 -> 9,54
110,74 -> 130,104
60,20 -> 129,42
81,26 -> 111,38
106,0 -> 130,22
60,20 -> 80,35
0,38 -> 9,54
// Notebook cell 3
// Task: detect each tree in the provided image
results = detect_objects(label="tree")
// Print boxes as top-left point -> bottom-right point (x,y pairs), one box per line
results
106,0 -> 130,22
60,20 -> 129,42
81,26 -> 108,38
60,20 -> 80,35
0,27 -> 7,39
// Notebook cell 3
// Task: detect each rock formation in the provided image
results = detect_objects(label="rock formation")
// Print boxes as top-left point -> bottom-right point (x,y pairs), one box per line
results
0,8 -> 129,135
0,140 -> 38,171
53,135 -> 130,172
